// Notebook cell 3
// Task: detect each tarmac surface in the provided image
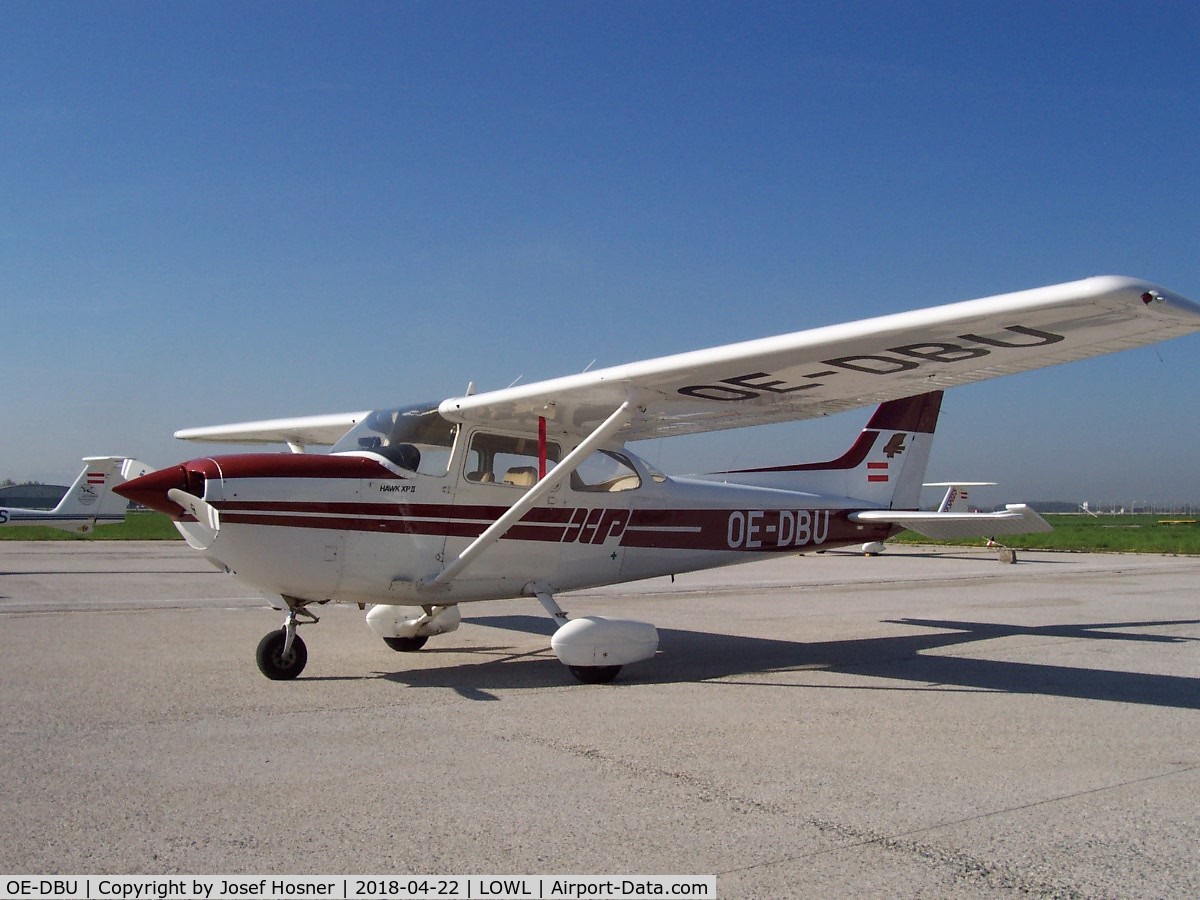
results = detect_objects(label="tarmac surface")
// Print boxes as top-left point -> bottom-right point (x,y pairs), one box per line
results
2,540 -> 1200,897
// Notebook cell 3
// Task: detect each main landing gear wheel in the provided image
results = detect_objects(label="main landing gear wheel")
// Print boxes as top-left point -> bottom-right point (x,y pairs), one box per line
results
382,635 -> 429,652
568,664 -> 622,684
256,629 -> 308,680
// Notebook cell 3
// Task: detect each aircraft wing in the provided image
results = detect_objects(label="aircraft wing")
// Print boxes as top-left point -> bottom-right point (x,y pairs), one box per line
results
438,276 -> 1200,441
175,411 -> 371,448
850,504 -> 1052,540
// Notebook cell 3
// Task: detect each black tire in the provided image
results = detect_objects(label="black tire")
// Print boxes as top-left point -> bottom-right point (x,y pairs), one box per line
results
256,629 -> 308,680
382,635 -> 429,652
568,664 -> 622,684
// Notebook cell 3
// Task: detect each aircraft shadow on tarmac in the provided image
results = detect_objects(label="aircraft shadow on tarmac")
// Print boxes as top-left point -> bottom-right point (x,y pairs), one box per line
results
372,613 -> 1200,709
0,569 -> 218,575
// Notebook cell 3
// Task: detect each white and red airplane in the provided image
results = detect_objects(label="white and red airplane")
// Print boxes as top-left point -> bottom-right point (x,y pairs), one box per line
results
116,276 -> 1200,683
1,457 -> 150,534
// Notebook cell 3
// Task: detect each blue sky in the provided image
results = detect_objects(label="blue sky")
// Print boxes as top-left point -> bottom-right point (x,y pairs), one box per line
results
3,2 -> 1198,507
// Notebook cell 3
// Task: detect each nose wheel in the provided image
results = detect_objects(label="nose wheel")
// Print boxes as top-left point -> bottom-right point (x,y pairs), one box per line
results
256,602 -> 319,680
256,629 -> 308,680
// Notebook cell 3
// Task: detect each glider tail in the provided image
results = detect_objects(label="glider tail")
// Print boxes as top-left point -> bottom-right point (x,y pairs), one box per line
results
925,482 -> 997,513
715,391 -> 944,509
2,457 -> 154,534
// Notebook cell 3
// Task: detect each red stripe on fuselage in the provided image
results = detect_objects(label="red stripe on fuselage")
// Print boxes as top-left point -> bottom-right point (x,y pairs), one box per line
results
219,510 -> 569,542
216,500 -> 578,522
212,500 -> 893,552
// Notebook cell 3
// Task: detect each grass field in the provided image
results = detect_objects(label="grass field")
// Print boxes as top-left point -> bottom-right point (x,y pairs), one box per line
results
3,511 -> 1199,554
0,511 -> 181,541
891,513 -> 1200,555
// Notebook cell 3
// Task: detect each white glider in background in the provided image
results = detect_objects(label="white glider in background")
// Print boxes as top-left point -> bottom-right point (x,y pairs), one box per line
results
115,275 -> 1200,682
1,457 -> 151,534
927,482 -> 997,514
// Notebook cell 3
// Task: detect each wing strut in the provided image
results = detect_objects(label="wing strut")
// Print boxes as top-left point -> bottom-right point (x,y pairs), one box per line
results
423,401 -> 633,588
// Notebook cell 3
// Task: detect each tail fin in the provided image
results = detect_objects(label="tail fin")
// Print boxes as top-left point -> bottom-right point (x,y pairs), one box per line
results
924,482 -> 997,513
714,391 -> 944,509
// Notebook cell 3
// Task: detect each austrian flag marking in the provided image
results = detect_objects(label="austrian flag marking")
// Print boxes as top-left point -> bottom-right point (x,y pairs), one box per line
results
867,461 -> 889,483
87,472 -> 105,485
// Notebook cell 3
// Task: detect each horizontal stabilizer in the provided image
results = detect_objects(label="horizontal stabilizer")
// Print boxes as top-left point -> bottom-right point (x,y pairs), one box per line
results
850,504 -> 1052,540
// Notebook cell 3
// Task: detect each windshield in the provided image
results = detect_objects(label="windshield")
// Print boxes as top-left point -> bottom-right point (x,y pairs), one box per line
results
331,403 -> 458,475
623,447 -> 670,484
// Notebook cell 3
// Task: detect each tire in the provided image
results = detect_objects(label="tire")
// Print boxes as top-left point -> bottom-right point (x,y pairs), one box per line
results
256,629 -> 308,680
568,664 -> 622,684
382,635 -> 429,652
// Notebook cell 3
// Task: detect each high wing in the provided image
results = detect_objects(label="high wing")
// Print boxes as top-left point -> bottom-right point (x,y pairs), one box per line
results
175,276 -> 1200,447
175,411 -> 371,450
438,275 -> 1200,441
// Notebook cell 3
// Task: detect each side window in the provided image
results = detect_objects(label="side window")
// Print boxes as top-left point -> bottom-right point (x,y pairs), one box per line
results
465,432 -> 561,489
571,451 -> 641,493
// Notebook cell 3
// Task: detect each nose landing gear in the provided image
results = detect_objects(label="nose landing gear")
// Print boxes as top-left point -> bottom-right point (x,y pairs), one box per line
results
256,601 -> 320,680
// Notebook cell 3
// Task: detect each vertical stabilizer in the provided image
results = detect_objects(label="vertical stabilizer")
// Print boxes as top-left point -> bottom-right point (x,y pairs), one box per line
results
709,391 -> 944,509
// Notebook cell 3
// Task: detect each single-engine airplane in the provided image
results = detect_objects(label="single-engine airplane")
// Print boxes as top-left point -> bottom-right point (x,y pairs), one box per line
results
116,275 -> 1200,683
1,457 -> 150,534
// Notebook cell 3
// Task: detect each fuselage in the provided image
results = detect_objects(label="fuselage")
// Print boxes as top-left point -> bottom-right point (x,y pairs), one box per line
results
120,445 -> 896,608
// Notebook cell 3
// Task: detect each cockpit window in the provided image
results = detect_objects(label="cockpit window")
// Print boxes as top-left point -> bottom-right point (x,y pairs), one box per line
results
331,403 -> 458,475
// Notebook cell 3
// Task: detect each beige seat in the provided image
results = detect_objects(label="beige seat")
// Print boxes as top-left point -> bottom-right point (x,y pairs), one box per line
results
502,466 -> 538,487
